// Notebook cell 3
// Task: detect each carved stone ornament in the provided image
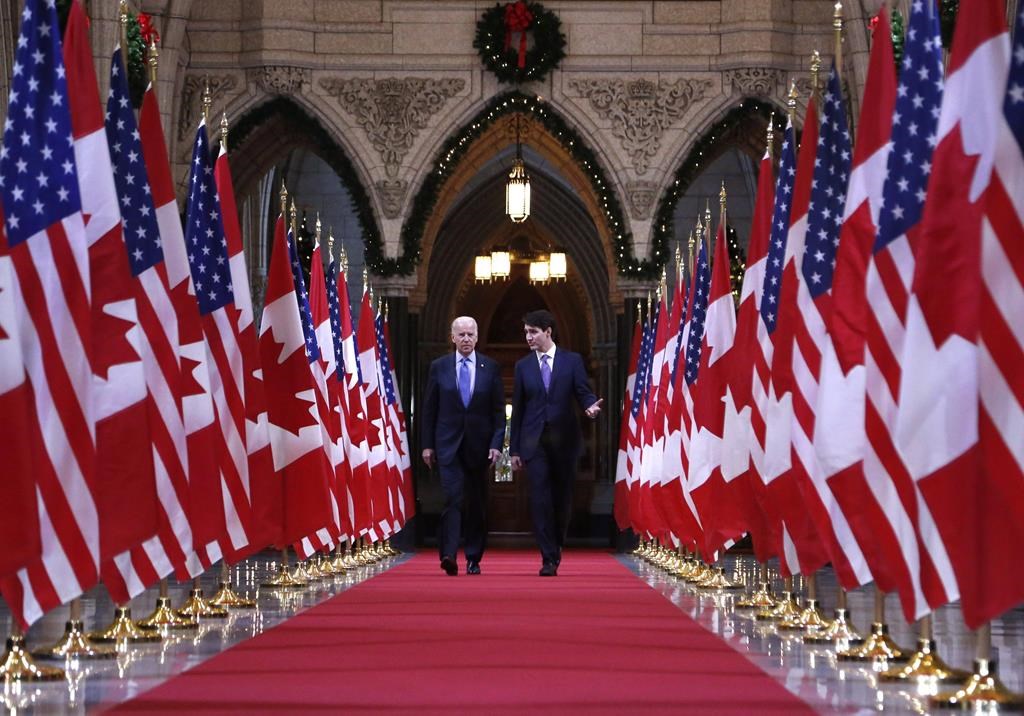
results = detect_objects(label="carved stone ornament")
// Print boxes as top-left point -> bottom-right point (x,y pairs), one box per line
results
724,67 -> 782,96
625,180 -> 658,220
376,178 -> 409,219
319,77 -> 465,178
247,65 -> 311,95
570,77 -> 711,175
177,74 -> 239,141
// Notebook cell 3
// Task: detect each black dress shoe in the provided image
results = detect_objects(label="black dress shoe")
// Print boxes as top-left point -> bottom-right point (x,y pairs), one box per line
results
539,562 -> 557,577
440,556 -> 458,576
466,561 -> 481,575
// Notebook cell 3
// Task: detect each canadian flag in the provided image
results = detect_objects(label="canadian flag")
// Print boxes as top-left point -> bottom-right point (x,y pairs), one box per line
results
613,320 -> 642,531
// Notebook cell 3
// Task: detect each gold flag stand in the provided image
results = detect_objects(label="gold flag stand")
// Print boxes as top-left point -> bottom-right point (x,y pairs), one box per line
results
929,622 -> 1024,709
838,587 -> 908,662
32,598 -> 116,659
137,579 -> 198,630
0,622 -> 64,681
736,562 -> 776,610
208,561 -> 257,609
261,548 -> 307,589
756,577 -> 801,622
778,573 -> 831,635
90,605 -> 164,644
804,588 -> 863,646
177,576 -> 229,619
879,615 -> 967,684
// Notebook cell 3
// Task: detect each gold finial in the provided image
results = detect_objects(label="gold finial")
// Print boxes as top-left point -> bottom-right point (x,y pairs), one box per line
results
720,182 -> 728,231
340,245 -> 349,275
201,76 -> 212,126
279,182 -> 288,217
677,241 -> 685,277
220,113 -> 230,152
147,37 -> 159,87
787,80 -> 798,125
645,291 -> 652,318
833,2 -> 844,79
704,199 -> 712,242
362,266 -> 369,292
314,213 -> 322,248
766,115 -> 775,159
810,50 -> 822,100
659,267 -> 667,299
328,227 -> 335,255
118,1 -> 130,63
289,199 -> 297,238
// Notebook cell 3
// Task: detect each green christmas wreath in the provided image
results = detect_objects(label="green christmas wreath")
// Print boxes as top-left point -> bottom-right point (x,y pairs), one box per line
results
473,1 -> 566,85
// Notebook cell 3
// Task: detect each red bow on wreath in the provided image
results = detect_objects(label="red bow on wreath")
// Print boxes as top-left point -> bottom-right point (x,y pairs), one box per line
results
138,12 -> 160,46
503,1 -> 534,70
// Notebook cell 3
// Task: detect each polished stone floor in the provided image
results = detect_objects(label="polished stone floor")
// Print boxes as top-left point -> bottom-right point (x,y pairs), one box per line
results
622,552 -> 1024,714
2,550 -> 1022,713
1,550 -> 409,714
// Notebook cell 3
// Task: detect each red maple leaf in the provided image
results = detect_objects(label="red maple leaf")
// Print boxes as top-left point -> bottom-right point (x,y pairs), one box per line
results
89,235 -> 140,380
263,335 -> 318,438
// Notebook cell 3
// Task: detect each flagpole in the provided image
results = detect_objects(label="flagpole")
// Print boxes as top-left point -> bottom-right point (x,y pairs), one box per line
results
260,183 -> 309,591
32,597 -> 117,660
832,2 -> 843,84
137,579 -> 199,630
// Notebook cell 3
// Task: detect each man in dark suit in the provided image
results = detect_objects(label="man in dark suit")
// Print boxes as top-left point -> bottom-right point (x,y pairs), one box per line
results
510,309 -> 602,576
421,316 -> 506,576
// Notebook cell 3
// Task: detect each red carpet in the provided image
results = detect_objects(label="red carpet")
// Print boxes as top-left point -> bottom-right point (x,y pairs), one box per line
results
112,551 -> 813,714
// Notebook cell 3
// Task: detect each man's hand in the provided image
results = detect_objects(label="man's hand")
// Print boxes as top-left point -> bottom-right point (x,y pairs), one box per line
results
422,449 -> 435,468
585,398 -> 604,419
511,455 -> 523,471
489,449 -> 501,464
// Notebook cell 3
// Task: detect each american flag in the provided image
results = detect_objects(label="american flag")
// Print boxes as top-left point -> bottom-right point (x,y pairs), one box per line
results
183,120 -> 247,563
636,295 -> 669,537
333,258 -> 374,537
896,0 -> 1024,627
378,311 -> 414,526
297,237 -> 344,558
99,45 -> 190,602
759,108 -> 827,578
625,312 -> 653,534
0,0 -> 97,628
135,80 -> 219,584
683,237 -> 710,387
215,136 -> 274,561
613,319 -> 642,530
857,0 -> 950,622
776,64 -> 871,589
325,254 -> 357,541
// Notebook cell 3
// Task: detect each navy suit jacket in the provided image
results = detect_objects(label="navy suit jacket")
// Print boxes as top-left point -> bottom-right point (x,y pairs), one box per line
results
420,352 -> 506,468
509,348 -> 598,461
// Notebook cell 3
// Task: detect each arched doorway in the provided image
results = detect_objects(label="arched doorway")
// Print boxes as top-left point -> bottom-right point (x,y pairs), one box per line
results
414,114 -> 619,546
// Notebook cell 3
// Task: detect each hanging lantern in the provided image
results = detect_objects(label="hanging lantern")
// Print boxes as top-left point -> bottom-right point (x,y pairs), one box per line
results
529,258 -> 550,284
548,251 -> 567,281
506,113 -> 531,224
490,249 -> 511,278
474,254 -> 493,283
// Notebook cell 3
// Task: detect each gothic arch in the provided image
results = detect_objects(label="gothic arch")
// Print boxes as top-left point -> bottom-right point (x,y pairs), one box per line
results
408,92 -> 634,307
226,95 -> 383,265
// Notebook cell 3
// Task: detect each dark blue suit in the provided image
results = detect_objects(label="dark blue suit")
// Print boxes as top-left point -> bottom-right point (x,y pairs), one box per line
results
421,352 -> 505,563
510,348 -> 597,566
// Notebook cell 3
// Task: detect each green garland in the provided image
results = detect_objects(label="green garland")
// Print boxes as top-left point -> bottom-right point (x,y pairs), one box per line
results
401,91 -> 659,279
890,8 -> 906,70
473,2 -> 566,85
652,100 -> 788,286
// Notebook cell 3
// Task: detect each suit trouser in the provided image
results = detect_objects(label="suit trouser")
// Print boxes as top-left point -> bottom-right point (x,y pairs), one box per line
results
525,428 -> 577,566
438,447 -> 489,563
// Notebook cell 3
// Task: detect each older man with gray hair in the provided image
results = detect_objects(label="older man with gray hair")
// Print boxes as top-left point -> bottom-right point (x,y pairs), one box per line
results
421,316 -> 506,576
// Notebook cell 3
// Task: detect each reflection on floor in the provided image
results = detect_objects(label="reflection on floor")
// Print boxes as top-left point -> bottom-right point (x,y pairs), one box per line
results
1,548 -> 408,713
621,549 -> 1024,714
3,548 -> 1022,713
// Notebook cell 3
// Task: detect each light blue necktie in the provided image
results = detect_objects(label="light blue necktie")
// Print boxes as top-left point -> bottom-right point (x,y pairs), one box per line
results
459,357 -> 471,407
540,354 -> 551,392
